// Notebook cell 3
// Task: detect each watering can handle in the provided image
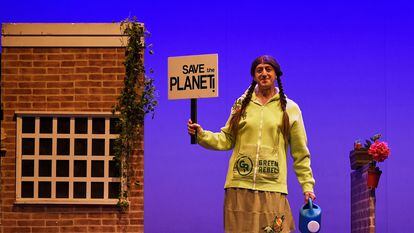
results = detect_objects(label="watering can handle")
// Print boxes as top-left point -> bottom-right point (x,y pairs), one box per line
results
308,198 -> 313,209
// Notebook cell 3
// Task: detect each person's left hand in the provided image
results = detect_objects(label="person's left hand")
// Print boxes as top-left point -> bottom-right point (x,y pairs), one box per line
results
304,191 -> 316,203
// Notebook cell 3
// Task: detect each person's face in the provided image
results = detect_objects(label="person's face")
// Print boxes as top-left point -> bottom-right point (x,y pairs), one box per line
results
254,63 -> 276,90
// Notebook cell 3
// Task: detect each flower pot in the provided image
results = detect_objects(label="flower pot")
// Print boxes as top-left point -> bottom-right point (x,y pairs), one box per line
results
367,167 -> 382,189
349,150 -> 372,170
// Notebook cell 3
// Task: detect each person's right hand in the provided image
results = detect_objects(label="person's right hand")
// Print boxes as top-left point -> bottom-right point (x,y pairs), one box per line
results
187,119 -> 203,135
304,191 -> 316,204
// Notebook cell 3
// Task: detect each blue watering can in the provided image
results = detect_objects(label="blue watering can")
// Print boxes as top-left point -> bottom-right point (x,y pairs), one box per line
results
299,199 -> 322,233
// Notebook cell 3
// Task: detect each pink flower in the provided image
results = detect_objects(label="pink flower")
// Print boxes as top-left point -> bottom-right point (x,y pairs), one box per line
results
368,140 -> 390,162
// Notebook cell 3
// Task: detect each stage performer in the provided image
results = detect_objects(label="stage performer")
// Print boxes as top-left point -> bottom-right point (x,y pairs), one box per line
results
187,55 -> 316,233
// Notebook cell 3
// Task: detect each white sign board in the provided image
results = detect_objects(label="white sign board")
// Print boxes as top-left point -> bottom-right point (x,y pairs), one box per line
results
168,54 -> 218,100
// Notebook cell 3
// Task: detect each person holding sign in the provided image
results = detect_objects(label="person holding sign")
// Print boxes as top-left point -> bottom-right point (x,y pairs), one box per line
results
187,55 -> 316,233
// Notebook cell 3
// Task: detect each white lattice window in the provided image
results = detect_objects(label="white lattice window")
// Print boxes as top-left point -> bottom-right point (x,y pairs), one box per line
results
15,112 -> 120,204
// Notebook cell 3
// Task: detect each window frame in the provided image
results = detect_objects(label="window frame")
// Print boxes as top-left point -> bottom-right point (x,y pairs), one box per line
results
15,111 -> 120,205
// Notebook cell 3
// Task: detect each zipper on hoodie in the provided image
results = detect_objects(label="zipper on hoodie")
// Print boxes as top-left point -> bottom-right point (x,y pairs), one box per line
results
252,106 -> 264,189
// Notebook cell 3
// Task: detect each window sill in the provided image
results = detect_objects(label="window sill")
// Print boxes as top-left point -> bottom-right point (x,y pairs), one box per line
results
15,198 -> 118,205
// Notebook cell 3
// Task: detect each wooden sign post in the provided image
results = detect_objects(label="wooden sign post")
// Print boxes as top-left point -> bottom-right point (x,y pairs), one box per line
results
168,54 -> 218,144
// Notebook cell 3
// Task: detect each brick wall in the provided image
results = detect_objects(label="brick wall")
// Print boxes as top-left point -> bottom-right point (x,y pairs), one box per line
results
351,164 -> 375,233
0,47 -> 144,233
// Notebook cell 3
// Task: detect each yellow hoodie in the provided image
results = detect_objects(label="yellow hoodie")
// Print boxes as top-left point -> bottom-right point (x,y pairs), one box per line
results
197,91 -> 315,194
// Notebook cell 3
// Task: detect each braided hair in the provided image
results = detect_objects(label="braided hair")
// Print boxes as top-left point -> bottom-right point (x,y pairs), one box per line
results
276,73 -> 290,143
229,55 -> 290,142
229,79 -> 257,138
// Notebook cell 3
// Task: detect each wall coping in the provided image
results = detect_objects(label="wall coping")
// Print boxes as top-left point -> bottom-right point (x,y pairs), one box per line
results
1,23 -> 143,47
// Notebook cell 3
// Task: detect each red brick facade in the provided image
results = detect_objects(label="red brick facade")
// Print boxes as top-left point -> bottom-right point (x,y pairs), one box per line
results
0,47 -> 144,232
351,164 -> 375,233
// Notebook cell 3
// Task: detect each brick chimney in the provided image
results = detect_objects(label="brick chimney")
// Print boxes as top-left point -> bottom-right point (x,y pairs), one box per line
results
350,151 -> 376,233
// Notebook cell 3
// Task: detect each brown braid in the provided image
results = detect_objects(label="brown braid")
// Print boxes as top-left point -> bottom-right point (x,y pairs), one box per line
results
229,80 -> 257,138
276,75 -> 290,142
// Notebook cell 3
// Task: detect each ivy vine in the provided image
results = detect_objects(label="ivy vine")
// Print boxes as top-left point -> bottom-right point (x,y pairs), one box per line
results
112,17 -> 157,210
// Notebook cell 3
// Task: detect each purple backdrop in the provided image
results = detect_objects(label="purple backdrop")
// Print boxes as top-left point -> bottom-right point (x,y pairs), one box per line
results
1,1 -> 413,232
